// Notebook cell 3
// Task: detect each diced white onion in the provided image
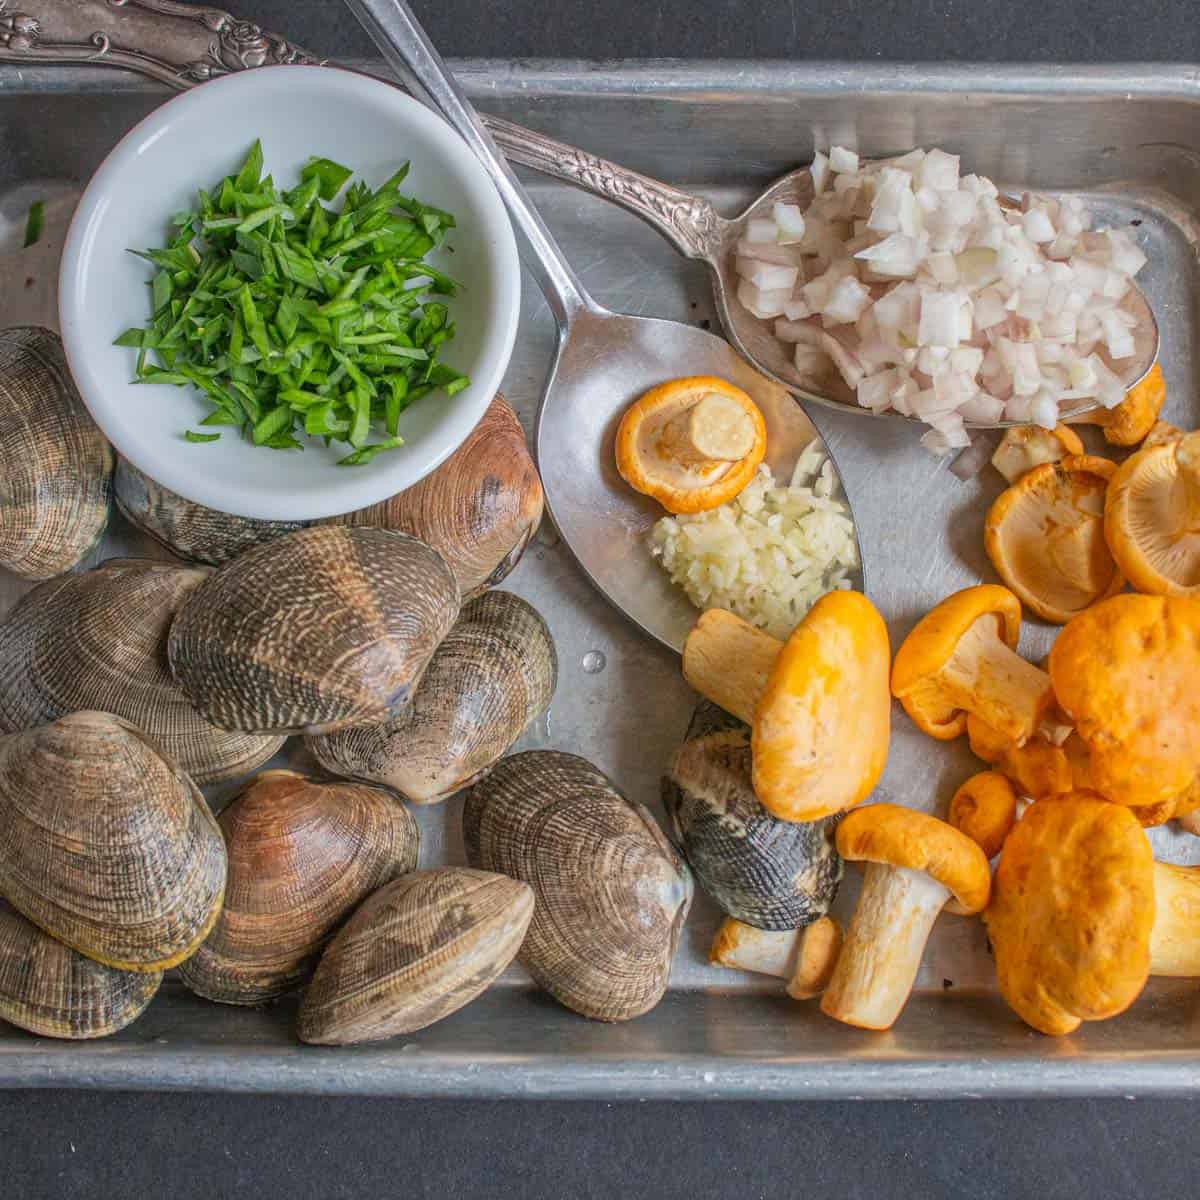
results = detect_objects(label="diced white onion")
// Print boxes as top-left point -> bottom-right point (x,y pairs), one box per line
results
772,203 -> 807,243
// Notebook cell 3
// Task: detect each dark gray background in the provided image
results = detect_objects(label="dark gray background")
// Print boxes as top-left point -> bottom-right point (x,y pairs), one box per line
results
2,2 -> 1198,1196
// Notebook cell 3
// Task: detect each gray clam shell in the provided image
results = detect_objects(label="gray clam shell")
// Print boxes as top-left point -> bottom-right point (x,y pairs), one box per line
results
662,702 -> 843,930
114,457 -> 307,566
0,327 -> 113,580
463,750 -> 693,1022
167,526 -> 460,735
306,591 -> 557,804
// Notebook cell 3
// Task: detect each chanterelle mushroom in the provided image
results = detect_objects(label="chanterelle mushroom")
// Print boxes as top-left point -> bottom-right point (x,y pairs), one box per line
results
985,455 -> 1124,625
891,584 -> 1054,745
1104,430 -> 1200,596
985,792 -> 1154,1035
991,424 -> 1085,486
615,376 -> 766,514
681,592 -> 890,822
820,804 -> 990,1030
948,770 -> 1018,859
1049,594 -> 1200,806
1067,362 -> 1165,447
709,914 -> 843,1000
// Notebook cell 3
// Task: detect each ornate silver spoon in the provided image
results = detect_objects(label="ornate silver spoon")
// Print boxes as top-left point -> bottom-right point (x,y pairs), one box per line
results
341,0 -> 862,653
486,124 -> 1160,426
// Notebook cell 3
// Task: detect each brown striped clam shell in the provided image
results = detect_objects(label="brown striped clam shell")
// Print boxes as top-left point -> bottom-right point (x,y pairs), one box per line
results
334,395 -> 543,598
306,591 -> 556,804
0,327 -> 113,579
463,751 -> 693,1022
0,711 -> 227,972
114,457 -> 308,566
663,702 -> 843,930
0,899 -> 161,1039
297,867 -> 534,1045
179,770 -> 419,1006
0,559 -> 284,785
167,526 -> 460,735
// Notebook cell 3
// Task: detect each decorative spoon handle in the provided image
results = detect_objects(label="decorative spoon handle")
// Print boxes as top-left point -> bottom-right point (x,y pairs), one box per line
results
342,0 -> 592,328
484,119 -> 727,263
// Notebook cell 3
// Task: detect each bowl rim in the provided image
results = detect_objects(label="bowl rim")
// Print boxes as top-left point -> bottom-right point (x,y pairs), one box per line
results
58,63 -> 521,522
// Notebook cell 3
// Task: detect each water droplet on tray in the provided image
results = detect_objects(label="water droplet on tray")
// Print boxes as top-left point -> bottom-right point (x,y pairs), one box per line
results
582,650 -> 606,674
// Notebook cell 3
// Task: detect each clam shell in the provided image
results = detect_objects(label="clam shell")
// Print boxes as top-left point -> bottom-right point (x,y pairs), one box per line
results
307,591 -> 557,804
463,751 -> 693,1022
0,899 -> 160,1039
663,702 -> 843,930
167,526 -> 460,735
0,559 -> 285,785
335,395 -> 543,598
179,770 -> 419,1006
0,327 -> 113,579
297,867 -> 534,1045
114,457 -> 307,566
0,712 -> 227,971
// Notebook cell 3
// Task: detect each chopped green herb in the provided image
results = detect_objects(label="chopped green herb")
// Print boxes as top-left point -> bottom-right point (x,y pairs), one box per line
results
23,201 -> 45,248
117,140 -> 469,463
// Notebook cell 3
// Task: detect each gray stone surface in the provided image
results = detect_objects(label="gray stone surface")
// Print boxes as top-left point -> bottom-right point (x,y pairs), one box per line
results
2,2 -> 1198,1196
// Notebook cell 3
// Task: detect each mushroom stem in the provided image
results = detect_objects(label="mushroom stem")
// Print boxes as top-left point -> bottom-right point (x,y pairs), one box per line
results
820,864 -> 950,1030
660,393 -> 757,465
1149,862 -> 1200,976
709,915 -> 843,1000
682,610 -> 781,725
1173,432 -> 1200,534
939,613 -> 1053,744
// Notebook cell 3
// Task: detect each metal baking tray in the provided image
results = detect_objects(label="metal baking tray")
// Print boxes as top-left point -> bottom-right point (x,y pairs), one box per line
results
2,43 -> 1200,1096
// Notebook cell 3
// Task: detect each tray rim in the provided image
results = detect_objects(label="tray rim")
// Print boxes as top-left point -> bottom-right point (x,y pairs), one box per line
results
3,54 -> 1200,1100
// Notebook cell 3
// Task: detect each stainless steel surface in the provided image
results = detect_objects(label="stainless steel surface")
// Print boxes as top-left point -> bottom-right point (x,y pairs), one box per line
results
0,56 -> 1199,1096
342,0 -> 854,653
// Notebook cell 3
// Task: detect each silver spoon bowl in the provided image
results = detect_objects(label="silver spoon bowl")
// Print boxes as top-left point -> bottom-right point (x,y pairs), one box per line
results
486,121 -> 1161,425
343,0 -> 863,653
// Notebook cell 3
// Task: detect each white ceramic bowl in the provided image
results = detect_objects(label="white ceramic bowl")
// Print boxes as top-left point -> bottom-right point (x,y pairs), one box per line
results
60,65 -> 521,521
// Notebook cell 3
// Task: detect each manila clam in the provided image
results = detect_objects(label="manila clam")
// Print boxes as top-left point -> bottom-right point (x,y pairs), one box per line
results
114,457 -> 307,566
167,526 -> 460,735
0,326 -> 113,579
463,751 -> 693,1022
179,771 -> 419,1006
334,394 -> 543,598
0,712 -> 226,971
297,867 -> 534,1045
663,702 -> 843,930
307,590 -> 557,804
0,899 -> 161,1039
0,559 -> 284,784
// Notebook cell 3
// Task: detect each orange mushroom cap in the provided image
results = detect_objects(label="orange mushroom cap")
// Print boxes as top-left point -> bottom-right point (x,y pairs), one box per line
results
752,590 -> 891,822
1068,363 -> 1165,447
991,424 -> 1085,486
948,770 -> 1019,860
985,455 -> 1124,625
1049,594 -> 1200,807
836,803 -> 991,916
615,376 -> 766,515
1104,430 -> 1200,597
891,584 -> 1053,744
984,792 -> 1153,1036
